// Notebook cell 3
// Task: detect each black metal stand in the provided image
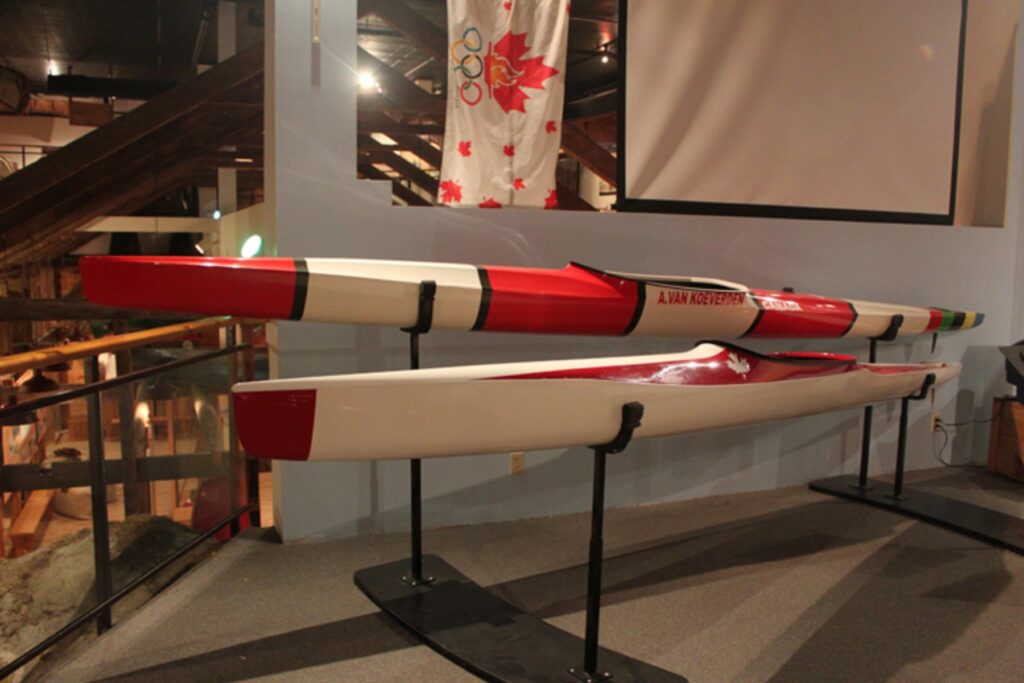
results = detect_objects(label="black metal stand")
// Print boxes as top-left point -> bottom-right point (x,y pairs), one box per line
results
401,280 -> 437,587
812,331 -> 1024,554
887,374 -> 936,501
84,356 -> 113,633
569,403 -> 644,683
354,401 -> 685,682
854,315 -> 903,491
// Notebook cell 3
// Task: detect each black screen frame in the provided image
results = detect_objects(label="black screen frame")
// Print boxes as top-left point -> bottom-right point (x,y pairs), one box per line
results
615,0 -> 969,225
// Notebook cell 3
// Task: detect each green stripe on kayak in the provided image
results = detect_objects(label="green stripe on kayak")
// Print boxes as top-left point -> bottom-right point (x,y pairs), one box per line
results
940,310 -> 956,330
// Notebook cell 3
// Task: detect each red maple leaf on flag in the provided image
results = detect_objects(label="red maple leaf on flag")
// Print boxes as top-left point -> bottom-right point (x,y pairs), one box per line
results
503,144 -> 515,157
544,188 -> 559,209
439,179 -> 463,204
485,32 -> 559,114
479,197 -> 503,208
503,1 -> 512,9
458,140 -> 472,157
545,120 -> 558,133
513,178 -> 525,190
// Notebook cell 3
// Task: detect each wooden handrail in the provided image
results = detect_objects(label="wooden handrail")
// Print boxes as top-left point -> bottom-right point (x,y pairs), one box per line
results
0,317 -> 244,376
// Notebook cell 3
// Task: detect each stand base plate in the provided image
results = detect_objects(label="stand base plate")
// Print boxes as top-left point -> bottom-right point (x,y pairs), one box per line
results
810,475 -> 1024,554
354,554 -> 686,683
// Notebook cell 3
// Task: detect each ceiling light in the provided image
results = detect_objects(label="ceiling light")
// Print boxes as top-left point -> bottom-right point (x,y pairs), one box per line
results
234,157 -> 254,164
358,71 -> 379,91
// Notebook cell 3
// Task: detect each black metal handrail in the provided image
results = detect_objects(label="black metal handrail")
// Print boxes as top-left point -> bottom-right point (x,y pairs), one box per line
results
0,332 -> 261,680
0,344 -> 249,422
0,505 -> 251,680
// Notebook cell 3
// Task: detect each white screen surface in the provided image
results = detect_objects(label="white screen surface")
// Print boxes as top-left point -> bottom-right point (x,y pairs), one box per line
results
624,0 -> 963,217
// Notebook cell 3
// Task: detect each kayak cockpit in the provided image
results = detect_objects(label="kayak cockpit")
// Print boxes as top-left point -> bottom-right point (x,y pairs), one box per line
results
570,262 -> 748,292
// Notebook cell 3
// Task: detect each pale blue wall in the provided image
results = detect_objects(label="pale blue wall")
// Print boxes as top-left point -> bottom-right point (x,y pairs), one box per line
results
267,0 -> 1021,541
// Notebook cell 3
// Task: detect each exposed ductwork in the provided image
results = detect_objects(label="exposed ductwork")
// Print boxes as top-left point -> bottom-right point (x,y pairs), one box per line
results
44,75 -> 178,100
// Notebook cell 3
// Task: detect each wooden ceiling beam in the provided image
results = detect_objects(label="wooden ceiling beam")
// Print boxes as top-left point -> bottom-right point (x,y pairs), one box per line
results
358,163 -> 432,206
361,0 -> 447,63
0,43 -> 263,217
360,112 -> 442,168
556,185 -> 597,211
357,93 -> 445,115
362,149 -> 439,196
0,121 -> 203,246
1,153 -> 202,268
357,47 -> 445,112
565,89 -> 617,120
357,113 -> 443,135
561,121 -> 616,186
7,165 -> 199,267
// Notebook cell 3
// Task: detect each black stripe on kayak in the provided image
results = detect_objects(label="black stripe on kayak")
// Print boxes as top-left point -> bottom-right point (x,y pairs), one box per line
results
951,311 -> 966,329
741,293 -> 766,337
621,281 -> 646,335
472,267 -> 492,331
289,258 -> 309,320
840,300 -> 859,337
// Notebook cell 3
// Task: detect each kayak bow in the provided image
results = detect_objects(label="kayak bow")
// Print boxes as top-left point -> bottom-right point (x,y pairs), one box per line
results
80,256 -> 983,339
232,342 -> 958,461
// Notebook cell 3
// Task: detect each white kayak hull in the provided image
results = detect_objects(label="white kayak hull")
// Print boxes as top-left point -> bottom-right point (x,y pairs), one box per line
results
232,343 -> 959,461
80,256 -> 984,339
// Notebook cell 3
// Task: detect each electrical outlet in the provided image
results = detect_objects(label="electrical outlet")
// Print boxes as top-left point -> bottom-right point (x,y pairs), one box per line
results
509,452 -> 525,475
931,413 -> 941,432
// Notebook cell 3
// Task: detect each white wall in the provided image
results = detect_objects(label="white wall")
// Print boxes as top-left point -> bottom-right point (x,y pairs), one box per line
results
266,0 -> 1021,542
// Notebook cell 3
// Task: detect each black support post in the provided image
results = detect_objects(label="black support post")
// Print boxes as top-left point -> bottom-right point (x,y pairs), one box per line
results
889,373 -> 936,501
85,355 -> 113,634
855,338 -> 879,491
242,325 -> 261,528
353,395 -> 683,682
226,325 -> 242,537
401,281 -> 437,586
114,349 -> 142,516
570,402 -> 645,683
854,315 -> 904,491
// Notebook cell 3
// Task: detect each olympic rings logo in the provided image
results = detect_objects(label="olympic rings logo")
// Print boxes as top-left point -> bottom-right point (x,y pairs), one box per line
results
451,27 -> 484,106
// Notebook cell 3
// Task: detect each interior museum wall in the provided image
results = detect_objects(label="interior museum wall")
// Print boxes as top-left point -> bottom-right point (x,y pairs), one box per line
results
265,0 -> 1022,542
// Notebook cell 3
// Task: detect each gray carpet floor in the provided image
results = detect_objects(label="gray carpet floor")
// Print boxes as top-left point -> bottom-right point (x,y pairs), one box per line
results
45,467 -> 1024,682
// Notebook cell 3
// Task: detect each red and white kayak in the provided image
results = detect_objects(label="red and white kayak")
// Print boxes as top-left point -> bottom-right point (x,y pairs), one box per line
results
232,342 -> 959,461
80,256 -> 983,339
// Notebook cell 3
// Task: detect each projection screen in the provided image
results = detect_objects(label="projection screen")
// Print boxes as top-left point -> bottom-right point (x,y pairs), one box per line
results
620,0 -> 967,223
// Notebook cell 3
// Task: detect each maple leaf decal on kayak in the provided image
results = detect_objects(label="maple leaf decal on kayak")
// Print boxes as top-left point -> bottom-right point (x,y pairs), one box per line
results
485,31 -> 559,114
439,179 -> 463,204
727,352 -> 751,377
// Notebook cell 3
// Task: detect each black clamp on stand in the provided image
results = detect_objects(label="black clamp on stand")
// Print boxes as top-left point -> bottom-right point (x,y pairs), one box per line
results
569,402 -> 645,683
854,314 -> 904,491
401,280 -> 437,586
886,373 -> 936,501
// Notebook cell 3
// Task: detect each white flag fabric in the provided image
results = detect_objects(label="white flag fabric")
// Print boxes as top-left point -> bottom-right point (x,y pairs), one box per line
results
439,0 -> 569,209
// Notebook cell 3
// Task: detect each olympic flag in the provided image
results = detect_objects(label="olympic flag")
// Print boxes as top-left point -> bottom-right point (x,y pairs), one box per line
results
439,0 -> 569,208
